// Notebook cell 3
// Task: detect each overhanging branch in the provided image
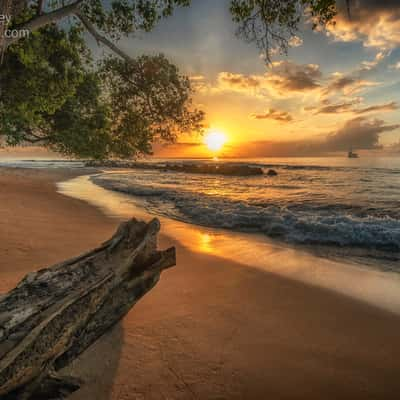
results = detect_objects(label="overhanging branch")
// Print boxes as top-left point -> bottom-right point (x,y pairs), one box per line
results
3,0 -> 84,49
2,0 -> 134,64
37,0 -> 45,16
75,12 -> 133,63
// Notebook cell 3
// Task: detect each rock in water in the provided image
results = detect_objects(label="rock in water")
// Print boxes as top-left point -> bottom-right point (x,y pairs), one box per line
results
0,218 -> 175,400
85,160 -> 264,176
266,169 -> 278,176
165,163 -> 264,176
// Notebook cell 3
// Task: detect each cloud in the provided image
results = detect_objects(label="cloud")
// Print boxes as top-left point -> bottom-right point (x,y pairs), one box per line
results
207,64 -> 376,100
325,0 -> 400,50
189,74 -> 209,92
389,61 -> 400,70
266,61 -> 322,93
323,116 -> 399,151
230,117 -> 400,157
307,100 -> 398,115
189,75 -> 206,81
323,72 -> 378,96
196,59 -> 379,102
354,101 -> 398,114
217,72 -> 263,91
197,61 -> 323,98
288,36 -> 303,47
358,51 -> 386,73
388,140 -> 400,152
154,116 -> 400,157
265,36 -> 303,59
251,108 -> 293,122
305,98 -> 360,114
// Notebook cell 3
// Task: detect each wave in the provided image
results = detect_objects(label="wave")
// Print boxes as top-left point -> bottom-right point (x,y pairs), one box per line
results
92,174 -> 400,253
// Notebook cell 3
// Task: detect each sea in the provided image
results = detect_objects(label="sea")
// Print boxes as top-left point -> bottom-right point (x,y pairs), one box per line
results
2,156 -> 400,272
89,157 -> 400,270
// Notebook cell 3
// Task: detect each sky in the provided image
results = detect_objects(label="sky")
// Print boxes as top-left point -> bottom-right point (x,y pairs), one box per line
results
3,0 -> 399,159
109,0 -> 400,158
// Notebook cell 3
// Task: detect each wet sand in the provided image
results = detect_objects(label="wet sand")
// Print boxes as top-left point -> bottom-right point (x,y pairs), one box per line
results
1,167 -> 400,399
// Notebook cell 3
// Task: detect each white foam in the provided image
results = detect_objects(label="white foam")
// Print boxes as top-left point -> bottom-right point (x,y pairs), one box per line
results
92,174 -> 400,254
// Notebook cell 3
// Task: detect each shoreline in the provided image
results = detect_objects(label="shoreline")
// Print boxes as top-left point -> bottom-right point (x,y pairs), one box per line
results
2,166 -> 400,399
59,172 -> 400,316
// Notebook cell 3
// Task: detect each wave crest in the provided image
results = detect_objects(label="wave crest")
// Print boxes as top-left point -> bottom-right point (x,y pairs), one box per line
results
92,174 -> 400,252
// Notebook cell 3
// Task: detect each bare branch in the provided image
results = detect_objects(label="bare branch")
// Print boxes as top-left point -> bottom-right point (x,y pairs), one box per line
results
75,11 -> 133,63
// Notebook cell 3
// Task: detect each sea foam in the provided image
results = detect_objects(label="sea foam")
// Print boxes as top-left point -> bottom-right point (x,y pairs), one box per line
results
92,169 -> 400,253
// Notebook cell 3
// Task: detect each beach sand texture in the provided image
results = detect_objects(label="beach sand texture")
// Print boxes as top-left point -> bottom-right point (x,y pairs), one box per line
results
1,167 -> 400,399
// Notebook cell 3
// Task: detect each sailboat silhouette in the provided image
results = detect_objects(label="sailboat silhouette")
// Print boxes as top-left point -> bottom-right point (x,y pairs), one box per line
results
348,147 -> 359,158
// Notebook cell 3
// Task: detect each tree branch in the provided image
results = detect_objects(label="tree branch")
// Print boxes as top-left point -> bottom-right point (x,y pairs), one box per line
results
23,136 -> 48,143
346,0 -> 351,19
37,0 -> 45,16
3,0 -> 132,63
3,0 -> 84,49
75,11 -> 133,63
21,128 -> 50,144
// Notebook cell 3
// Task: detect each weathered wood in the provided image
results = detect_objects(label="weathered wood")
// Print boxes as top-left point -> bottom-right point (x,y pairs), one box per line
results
0,217 -> 175,399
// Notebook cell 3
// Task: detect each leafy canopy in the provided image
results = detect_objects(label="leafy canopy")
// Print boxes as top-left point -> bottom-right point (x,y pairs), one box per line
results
0,0 -> 339,159
0,26 -> 203,159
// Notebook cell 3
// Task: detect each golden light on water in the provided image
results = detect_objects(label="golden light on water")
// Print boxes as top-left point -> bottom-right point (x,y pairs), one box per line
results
198,233 -> 214,253
204,130 -> 227,152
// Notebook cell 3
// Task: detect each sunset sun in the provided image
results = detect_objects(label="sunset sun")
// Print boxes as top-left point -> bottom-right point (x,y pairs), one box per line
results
204,130 -> 227,152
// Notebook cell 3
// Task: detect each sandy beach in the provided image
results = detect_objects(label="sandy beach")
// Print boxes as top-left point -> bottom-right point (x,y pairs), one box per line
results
1,167 -> 400,399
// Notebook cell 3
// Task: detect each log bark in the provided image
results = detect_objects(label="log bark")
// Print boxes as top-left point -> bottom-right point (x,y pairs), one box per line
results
0,217 -> 175,399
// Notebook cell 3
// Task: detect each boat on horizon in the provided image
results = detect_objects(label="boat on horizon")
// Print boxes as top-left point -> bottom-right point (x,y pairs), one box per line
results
348,148 -> 359,158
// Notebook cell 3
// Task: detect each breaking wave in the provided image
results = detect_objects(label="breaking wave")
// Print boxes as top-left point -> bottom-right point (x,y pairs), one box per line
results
92,170 -> 400,254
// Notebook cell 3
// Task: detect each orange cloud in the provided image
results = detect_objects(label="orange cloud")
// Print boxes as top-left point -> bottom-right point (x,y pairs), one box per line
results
288,35 -> 303,47
354,101 -> 398,115
193,60 -> 379,103
323,72 -> 379,96
225,117 -> 399,157
218,72 -> 263,91
306,98 -> 397,116
266,61 -> 322,94
251,108 -> 293,122
199,61 -> 323,98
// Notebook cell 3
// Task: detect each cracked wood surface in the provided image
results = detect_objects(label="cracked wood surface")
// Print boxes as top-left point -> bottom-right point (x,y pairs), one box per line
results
0,217 -> 175,399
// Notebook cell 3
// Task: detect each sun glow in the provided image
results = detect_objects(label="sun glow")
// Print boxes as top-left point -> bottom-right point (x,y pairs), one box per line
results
204,130 -> 227,152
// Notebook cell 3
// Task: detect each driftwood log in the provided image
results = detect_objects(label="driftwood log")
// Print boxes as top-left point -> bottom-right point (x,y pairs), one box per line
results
0,217 -> 175,399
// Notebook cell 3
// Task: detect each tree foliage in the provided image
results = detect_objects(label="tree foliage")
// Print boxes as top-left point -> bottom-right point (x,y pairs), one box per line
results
0,25 -> 88,145
230,0 -> 337,61
99,55 -> 203,157
0,0 -> 342,159
0,26 -> 203,158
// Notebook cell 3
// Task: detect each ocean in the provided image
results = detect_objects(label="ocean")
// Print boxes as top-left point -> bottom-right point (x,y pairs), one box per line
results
88,157 -> 400,270
2,156 -> 400,271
